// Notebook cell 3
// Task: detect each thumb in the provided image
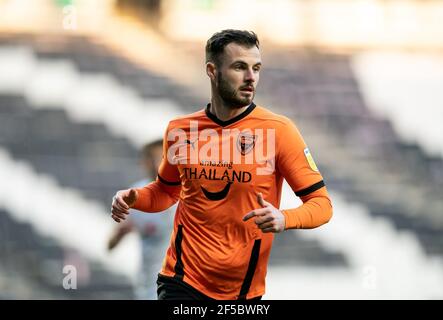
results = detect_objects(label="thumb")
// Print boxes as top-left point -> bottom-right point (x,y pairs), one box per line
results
257,192 -> 269,207
123,189 -> 138,207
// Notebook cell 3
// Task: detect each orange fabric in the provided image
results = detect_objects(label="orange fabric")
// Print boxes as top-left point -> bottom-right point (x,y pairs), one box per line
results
135,104 -> 332,299
282,187 -> 332,229
133,180 -> 180,213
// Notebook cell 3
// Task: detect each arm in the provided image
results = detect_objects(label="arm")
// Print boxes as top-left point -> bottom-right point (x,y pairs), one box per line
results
132,177 -> 180,212
281,185 -> 332,229
111,121 -> 181,223
111,179 -> 180,223
242,187 -> 332,232
242,118 -> 332,232
132,120 -> 182,212
275,117 -> 333,230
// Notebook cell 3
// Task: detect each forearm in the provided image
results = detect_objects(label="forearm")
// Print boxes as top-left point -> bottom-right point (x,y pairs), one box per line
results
282,188 -> 332,229
133,180 -> 180,212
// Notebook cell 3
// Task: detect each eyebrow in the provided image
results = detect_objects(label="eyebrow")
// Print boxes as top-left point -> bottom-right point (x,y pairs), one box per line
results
230,61 -> 262,67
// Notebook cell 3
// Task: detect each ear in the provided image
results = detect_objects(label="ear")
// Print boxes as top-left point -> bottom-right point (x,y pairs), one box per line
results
206,62 -> 217,81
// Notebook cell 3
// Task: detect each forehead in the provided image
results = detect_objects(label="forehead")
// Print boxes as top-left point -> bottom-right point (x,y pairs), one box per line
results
222,43 -> 261,64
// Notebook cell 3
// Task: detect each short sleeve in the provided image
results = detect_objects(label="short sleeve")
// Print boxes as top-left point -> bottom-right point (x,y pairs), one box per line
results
276,118 -> 325,197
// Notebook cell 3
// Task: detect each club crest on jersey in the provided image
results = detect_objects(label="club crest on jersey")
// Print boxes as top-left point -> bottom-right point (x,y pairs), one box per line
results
237,132 -> 257,156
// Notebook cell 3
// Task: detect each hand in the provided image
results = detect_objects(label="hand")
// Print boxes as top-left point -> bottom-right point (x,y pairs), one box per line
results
111,189 -> 138,223
243,193 -> 286,233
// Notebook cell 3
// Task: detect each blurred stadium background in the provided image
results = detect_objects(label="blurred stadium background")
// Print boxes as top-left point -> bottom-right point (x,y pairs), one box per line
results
0,0 -> 442,299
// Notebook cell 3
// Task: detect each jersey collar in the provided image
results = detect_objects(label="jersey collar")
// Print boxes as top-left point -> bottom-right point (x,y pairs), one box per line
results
205,102 -> 256,127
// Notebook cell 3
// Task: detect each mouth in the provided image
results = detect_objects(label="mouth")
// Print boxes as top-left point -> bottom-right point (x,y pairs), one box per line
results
240,86 -> 254,92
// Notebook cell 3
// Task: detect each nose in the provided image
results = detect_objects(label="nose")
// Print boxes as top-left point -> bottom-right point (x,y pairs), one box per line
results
244,68 -> 256,83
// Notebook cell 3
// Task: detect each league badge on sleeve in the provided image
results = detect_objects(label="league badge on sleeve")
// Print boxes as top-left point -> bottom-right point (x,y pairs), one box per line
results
304,148 -> 319,172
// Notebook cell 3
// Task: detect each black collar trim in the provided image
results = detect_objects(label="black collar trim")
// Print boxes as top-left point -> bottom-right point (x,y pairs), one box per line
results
205,102 -> 256,127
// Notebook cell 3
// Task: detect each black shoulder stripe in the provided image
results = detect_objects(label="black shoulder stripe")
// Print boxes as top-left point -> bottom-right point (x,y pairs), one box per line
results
295,180 -> 325,197
157,174 -> 181,186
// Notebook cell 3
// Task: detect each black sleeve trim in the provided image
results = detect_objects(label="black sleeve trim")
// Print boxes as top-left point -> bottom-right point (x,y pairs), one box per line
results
295,180 -> 325,197
157,174 -> 181,186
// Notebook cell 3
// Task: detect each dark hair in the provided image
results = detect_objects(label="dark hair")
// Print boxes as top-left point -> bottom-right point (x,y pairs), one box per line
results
206,29 -> 259,66
141,139 -> 163,158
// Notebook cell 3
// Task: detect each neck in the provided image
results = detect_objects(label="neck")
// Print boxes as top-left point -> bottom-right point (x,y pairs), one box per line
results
209,94 -> 250,121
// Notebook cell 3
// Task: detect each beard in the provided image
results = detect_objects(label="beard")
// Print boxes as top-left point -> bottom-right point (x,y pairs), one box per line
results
216,71 -> 254,109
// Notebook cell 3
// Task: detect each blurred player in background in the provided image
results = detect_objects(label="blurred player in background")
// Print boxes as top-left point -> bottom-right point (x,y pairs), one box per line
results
108,140 -> 173,299
111,29 -> 333,300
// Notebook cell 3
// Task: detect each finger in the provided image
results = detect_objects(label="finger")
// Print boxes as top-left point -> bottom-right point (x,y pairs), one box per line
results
261,227 -> 275,233
257,193 -> 265,207
113,200 -> 128,212
253,207 -> 271,216
111,209 -> 127,220
111,205 -> 129,216
112,211 -> 127,220
243,207 -> 269,221
257,221 -> 274,230
255,215 -> 273,225
262,224 -> 285,233
114,196 -> 130,210
123,189 -> 138,207
112,215 -> 126,222
257,193 -> 271,207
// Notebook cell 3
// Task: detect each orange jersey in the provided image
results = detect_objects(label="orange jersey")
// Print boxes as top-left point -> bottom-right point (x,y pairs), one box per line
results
135,103 -> 331,299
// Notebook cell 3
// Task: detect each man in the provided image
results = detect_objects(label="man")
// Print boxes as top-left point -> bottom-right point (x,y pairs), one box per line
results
111,29 -> 332,300
108,140 -> 173,299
